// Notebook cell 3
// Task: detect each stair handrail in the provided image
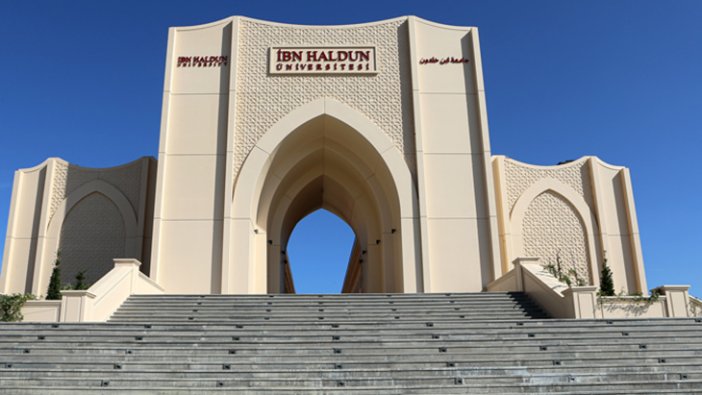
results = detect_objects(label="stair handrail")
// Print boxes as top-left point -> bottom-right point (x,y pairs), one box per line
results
516,258 -> 580,318
690,295 -> 702,317
488,257 -> 600,318
58,258 -> 164,322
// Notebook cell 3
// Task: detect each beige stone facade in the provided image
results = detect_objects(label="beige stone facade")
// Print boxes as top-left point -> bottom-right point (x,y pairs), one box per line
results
2,17 -> 649,301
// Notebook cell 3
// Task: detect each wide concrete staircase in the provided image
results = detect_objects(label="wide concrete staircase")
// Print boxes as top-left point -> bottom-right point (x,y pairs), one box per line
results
1,292 -> 702,394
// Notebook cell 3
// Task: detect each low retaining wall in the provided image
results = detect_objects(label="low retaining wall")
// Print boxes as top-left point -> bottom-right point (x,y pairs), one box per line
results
20,300 -> 61,322
488,257 -> 694,319
20,258 -> 164,323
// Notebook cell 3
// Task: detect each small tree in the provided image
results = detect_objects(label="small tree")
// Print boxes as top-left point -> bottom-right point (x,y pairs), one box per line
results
46,253 -> 62,300
74,271 -> 88,290
599,258 -> 615,296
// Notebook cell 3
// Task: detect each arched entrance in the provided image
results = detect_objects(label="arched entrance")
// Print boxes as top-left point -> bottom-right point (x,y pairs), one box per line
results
225,99 -> 421,294
286,209 -> 356,294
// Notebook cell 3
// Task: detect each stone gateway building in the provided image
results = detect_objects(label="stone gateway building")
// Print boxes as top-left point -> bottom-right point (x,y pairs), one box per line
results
0,15 -> 673,310
2,16 -> 702,394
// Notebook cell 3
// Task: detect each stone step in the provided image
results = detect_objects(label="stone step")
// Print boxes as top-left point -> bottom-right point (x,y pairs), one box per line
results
112,306 -> 541,314
6,318 -> 702,330
115,298 -> 545,313
122,299 -> 537,310
3,365 -> 700,380
3,353 -> 702,370
2,339 -> 699,356
119,297 -> 538,304
114,305 -> 542,310
5,292 -> 701,393
109,313 -> 538,322
1,345 -> 700,359
3,333 -> 701,348
117,298 -> 539,304
11,335 -> 697,345
126,292 -> 527,299
2,332 -> 699,344
10,319 -> 702,329
2,326 -> 701,339
115,300 -> 531,308
4,325 -> 697,336
1,387 -> 698,395
1,377 -> 701,392
3,325 -> 701,341
115,302 -> 542,310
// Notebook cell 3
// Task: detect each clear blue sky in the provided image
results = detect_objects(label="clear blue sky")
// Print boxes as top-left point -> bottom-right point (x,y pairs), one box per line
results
1,1 -> 700,295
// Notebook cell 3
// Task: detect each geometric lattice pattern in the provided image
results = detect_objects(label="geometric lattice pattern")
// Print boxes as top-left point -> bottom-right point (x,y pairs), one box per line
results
49,160 -> 142,224
235,18 -> 415,177
504,159 -> 591,212
58,192 -> 126,286
522,190 -> 591,284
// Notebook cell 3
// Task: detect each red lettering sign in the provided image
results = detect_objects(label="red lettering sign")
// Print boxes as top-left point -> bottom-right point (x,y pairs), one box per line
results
419,56 -> 470,65
269,47 -> 377,75
177,55 -> 229,68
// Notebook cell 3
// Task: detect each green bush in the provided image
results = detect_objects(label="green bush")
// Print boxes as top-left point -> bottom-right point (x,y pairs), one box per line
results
543,253 -> 586,287
0,293 -> 35,322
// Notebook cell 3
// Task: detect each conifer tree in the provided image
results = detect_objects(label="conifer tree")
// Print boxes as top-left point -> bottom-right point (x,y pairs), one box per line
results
599,258 -> 615,296
46,253 -> 62,300
74,271 -> 87,290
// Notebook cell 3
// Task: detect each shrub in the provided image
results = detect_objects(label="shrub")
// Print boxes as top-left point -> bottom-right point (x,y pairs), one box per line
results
0,293 -> 35,322
543,253 -> 586,287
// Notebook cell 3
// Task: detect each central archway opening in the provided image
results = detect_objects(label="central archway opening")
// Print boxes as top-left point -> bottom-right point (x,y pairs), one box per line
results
286,209 -> 355,294
256,113 -> 407,294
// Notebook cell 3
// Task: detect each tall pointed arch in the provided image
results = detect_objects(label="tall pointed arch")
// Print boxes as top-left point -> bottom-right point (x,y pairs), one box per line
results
224,98 -> 421,294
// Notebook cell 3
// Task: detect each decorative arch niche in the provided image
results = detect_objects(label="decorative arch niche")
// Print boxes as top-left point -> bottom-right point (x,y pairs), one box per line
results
41,180 -> 139,293
59,192 -> 126,285
509,178 -> 601,286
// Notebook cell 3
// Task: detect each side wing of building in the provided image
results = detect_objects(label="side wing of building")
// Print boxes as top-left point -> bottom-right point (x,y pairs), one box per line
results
0,157 -> 156,295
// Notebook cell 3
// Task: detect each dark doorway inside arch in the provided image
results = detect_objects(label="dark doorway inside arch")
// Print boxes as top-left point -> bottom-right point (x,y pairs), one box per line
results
286,209 -> 356,294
